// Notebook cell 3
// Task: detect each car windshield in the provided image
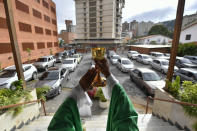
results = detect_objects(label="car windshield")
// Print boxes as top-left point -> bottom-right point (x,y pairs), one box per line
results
56,53 -> 63,57
165,54 -> 170,57
130,51 -> 138,54
122,60 -> 132,64
63,60 -> 73,64
40,71 -> 59,80
181,59 -> 192,64
112,56 -> 120,59
156,54 -> 164,57
0,70 -> 16,78
162,61 -> 169,65
143,56 -> 149,59
143,72 -> 161,81
37,58 -> 47,62
72,55 -> 78,58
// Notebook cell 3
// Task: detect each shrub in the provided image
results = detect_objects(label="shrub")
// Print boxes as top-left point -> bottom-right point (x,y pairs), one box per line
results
36,86 -> 50,101
166,76 -> 181,98
177,43 -> 197,56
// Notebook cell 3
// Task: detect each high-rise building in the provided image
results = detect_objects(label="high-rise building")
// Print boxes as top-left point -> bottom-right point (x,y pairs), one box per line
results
122,21 -> 130,32
74,0 -> 125,46
0,0 -> 62,68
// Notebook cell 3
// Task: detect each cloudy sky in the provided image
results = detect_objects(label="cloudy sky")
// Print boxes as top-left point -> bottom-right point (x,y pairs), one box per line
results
53,0 -> 197,32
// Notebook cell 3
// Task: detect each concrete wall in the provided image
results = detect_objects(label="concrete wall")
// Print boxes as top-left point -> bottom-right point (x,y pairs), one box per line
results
0,89 -> 40,131
180,23 -> 197,44
153,88 -> 197,131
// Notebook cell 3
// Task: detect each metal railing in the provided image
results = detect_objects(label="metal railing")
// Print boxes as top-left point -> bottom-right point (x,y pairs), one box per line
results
146,96 -> 197,114
0,99 -> 47,116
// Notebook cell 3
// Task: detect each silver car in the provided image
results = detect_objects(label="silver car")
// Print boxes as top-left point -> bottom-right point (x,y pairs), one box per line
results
110,55 -> 120,65
130,68 -> 165,96
34,55 -> 56,71
35,67 -> 69,98
0,64 -> 37,89
117,58 -> 134,72
136,54 -> 152,64
127,51 -> 139,59
150,59 -> 178,74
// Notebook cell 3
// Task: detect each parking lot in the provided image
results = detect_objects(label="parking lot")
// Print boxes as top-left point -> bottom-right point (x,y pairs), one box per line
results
35,50 -> 171,114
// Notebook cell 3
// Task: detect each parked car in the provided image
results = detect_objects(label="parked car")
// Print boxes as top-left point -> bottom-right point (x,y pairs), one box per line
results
55,52 -> 65,63
136,54 -> 152,64
174,68 -> 197,83
130,68 -> 165,96
175,57 -> 197,68
150,52 -> 169,59
0,64 -> 37,89
71,54 -> 82,63
127,51 -> 139,59
110,55 -> 120,65
61,58 -> 78,72
117,58 -> 134,72
34,55 -> 56,71
184,55 -> 197,64
107,50 -> 116,59
35,67 -> 69,98
150,59 -> 178,74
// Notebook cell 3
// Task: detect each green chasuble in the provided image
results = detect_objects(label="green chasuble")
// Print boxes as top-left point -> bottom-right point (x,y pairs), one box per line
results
48,83 -> 138,131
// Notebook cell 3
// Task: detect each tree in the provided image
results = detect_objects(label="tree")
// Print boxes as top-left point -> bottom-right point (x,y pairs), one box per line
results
148,25 -> 173,38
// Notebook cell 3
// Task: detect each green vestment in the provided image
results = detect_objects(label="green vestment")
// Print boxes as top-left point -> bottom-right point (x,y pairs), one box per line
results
48,83 -> 138,131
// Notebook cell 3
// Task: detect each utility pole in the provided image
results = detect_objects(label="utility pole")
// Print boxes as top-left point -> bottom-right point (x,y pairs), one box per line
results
3,0 -> 26,89
165,0 -> 185,90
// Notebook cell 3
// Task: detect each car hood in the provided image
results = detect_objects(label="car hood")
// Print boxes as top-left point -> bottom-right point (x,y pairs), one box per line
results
145,80 -> 165,89
0,77 -> 13,85
145,58 -> 152,61
35,80 -> 57,88
183,63 -> 197,68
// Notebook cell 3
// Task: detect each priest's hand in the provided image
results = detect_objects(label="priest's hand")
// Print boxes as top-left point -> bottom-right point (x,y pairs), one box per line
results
94,58 -> 111,78
79,68 -> 97,91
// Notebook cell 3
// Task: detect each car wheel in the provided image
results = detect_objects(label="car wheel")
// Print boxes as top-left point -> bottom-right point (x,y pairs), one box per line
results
53,62 -> 55,67
58,85 -> 62,94
32,72 -> 37,80
45,66 -> 48,71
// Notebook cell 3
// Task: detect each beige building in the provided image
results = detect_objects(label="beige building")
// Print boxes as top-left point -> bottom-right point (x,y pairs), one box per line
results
74,0 -> 125,46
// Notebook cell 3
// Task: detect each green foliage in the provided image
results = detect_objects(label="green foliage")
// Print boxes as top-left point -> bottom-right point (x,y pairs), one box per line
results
0,62 -> 2,71
177,43 -> 197,57
148,25 -> 172,38
0,80 -> 32,116
36,86 -> 50,101
94,87 -> 107,102
166,76 -> 181,98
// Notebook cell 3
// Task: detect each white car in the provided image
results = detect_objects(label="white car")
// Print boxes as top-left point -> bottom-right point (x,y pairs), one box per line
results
0,64 -> 38,89
61,58 -> 77,72
117,58 -> 134,72
71,54 -> 82,63
136,54 -> 153,64
127,51 -> 139,59
110,55 -> 120,65
150,52 -> 169,60
150,59 -> 178,74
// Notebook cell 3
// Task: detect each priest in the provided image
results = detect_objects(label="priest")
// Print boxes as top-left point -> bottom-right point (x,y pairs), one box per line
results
48,58 -> 139,131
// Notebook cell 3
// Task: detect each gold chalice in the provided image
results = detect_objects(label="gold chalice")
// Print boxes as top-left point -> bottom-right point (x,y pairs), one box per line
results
91,47 -> 106,87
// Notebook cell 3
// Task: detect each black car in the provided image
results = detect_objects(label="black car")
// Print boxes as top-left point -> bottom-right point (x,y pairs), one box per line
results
175,57 -> 197,68
174,68 -> 197,83
35,67 -> 70,98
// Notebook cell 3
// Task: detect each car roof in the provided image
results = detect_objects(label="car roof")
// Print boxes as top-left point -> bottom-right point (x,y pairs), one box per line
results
150,52 -> 163,54
112,54 -> 119,57
140,54 -> 149,56
41,55 -> 53,58
180,68 -> 197,73
136,68 -> 156,73
5,64 -> 32,70
154,59 -> 169,62
120,58 -> 130,61
65,58 -> 76,60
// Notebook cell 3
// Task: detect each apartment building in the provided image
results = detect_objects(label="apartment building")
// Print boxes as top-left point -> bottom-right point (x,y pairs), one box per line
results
74,0 -> 125,46
0,0 -> 62,68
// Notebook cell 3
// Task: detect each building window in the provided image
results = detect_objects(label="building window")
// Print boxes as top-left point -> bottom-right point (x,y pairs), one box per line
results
22,42 -> 34,51
84,28 -> 87,32
0,17 -> 7,29
44,15 -> 50,23
84,24 -> 86,27
47,42 -> 53,48
35,26 -> 43,34
15,0 -> 29,14
0,43 -> 12,54
19,22 -> 32,32
42,0 -> 49,9
100,28 -> 102,31
84,18 -> 86,22
45,29 -> 51,35
51,6 -> 56,14
84,8 -> 86,12
89,7 -> 96,12
89,1 -> 96,6
90,33 -> 96,37
100,17 -> 102,21
84,33 -> 87,37
100,5 -> 102,9
53,31 -> 57,36
37,42 -> 45,49
83,2 -> 86,6
90,18 -> 96,22
84,13 -> 86,16
54,42 -> 58,47
100,22 -> 102,26
100,0 -> 102,3
100,11 -> 102,15
32,9 -> 42,19
52,19 -> 57,25
100,33 -> 102,38
185,34 -> 191,40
